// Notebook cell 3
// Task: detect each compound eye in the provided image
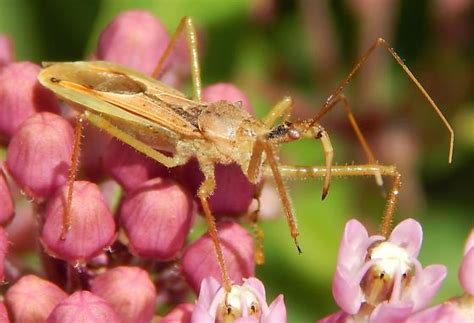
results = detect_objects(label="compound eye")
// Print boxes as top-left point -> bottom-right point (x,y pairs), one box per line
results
288,128 -> 301,140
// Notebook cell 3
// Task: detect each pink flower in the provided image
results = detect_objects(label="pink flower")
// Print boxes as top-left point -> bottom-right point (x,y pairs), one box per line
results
0,170 -> 13,224
406,230 -> 474,323
6,112 -> 73,199
0,228 -> 8,282
119,177 -> 195,260
97,10 -> 170,76
46,291 -> 120,323
181,221 -> 255,293
5,275 -> 67,322
90,266 -> 157,323
459,230 -> 474,295
0,35 -> 14,68
0,62 -> 59,138
160,303 -> 194,323
192,276 -> 287,323
327,219 -> 446,321
103,138 -> 171,192
41,181 -> 116,265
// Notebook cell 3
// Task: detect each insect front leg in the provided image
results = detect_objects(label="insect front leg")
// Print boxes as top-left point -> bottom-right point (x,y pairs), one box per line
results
315,94 -> 384,191
271,163 -> 401,236
314,38 -> 454,163
152,16 -> 202,101
196,161 -> 232,292
262,96 -> 293,127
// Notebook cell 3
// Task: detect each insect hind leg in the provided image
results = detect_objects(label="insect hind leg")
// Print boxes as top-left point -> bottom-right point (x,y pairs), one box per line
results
152,16 -> 202,101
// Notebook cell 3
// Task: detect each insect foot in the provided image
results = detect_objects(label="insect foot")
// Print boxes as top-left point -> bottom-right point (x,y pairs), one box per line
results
6,112 -> 74,200
40,181 -> 116,266
5,275 -> 68,322
119,177 -> 195,260
181,221 -> 255,294
0,62 -> 60,140
90,266 -> 157,323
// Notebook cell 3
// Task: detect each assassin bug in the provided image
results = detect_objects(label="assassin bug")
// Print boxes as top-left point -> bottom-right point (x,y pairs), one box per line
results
38,17 -> 454,292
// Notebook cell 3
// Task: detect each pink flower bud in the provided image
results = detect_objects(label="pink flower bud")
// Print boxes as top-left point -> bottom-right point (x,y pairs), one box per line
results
120,177 -> 194,260
80,123 -> 111,180
202,83 -> 254,114
0,302 -> 9,323
41,181 -> 116,264
97,10 -> 170,76
6,112 -> 73,199
103,138 -> 171,192
90,266 -> 156,323
0,35 -> 14,68
175,160 -> 256,217
0,170 -> 13,224
0,62 -> 60,138
46,291 -> 120,323
5,275 -> 67,322
0,228 -> 8,282
160,303 -> 194,323
181,221 -> 255,293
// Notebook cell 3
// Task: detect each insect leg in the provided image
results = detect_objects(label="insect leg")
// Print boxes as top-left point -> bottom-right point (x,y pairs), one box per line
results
248,181 -> 265,265
196,163 -> 231,292
152,16 -> 202,101
270,163 -> 401,236
84,112 -> 188,168
313,38 -> 454,163
262,96 -> 293,127
317,94 -> 384,190
61,114 -> 85,240
261,140 -> 301,253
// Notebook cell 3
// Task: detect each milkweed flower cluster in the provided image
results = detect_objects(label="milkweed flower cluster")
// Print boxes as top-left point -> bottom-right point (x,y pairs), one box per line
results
0,9 -> 470,323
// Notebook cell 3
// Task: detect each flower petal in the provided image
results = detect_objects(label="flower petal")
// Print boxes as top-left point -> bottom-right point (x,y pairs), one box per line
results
459,248 -> 474,295
463,230 -> 474,256
317,311 -> 349,323
337,219 -> 369,271
190,303 -> 214,323
370,302 -> 413,323
402,264 -> 447,311
332,265 -> 364,314
196,277 -> 221,311
263,294 -> 287,323
388,219 -> 423,257
406,302 -> 471,323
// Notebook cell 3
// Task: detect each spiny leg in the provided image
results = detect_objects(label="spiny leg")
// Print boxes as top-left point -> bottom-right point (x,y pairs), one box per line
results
152,16 -> 202,101
318,94 -> 384,189
197,165 -> 231,292
61,114 -> 85,240
248,181 -> 265,265
270,163 -> 401,236
261,140 -> 301,253
314,38 -> 454,163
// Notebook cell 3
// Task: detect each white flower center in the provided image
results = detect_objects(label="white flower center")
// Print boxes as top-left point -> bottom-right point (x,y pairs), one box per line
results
370,241 -> 411,278
217,285 -> 261,323
360,241 -> 414,306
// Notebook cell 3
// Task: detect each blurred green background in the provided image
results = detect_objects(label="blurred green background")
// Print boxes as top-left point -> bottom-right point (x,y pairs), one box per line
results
1,0 -> 472,321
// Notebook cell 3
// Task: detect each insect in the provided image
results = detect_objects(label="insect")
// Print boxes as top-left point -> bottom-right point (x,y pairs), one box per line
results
38,17 -> 453,293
